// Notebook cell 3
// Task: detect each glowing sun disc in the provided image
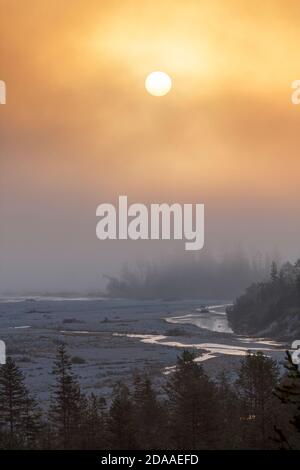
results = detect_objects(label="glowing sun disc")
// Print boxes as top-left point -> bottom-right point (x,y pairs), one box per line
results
145,71 -> 172,96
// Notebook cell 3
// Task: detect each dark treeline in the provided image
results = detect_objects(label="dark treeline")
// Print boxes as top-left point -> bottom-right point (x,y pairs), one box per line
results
227,260 -> 300,340
0,345 -> 300,450
105,251 -> 269,300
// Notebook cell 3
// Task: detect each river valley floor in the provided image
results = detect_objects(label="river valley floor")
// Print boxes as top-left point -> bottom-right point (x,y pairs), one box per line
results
0,297 -> 287,403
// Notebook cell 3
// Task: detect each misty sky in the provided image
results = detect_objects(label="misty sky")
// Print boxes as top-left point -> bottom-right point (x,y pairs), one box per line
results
0,0 -> 300,293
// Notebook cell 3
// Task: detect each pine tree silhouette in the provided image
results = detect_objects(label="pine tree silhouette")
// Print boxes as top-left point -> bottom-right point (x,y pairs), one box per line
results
49,344 -> 83,449
165,350 -> 218,450
82,394 -> 107,449
236,351 -> 279,449
133,372 -> 165,449
270,261 -> 278,283
108,382 -> 136,449
274,350 -> 300,449
0,356 -> 39,448
22,389 -> 43,449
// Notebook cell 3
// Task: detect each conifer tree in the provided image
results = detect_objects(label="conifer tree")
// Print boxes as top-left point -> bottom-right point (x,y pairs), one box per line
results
165,350 -> 218,450
236,351 -> 279,449
294,260 -> 300,299
49,344 -> 83,449
215,371 -> 241,449
274,351 -> 300,449
82,394 -> 107,449
108,382 -> 136,449
270,261 -> 278,283
21,389 -> 43,449
133,372 -> 165,449
0,357 -> 27,447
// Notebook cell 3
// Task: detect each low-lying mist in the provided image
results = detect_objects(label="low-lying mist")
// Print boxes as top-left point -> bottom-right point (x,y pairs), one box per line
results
104,251 -> 272,301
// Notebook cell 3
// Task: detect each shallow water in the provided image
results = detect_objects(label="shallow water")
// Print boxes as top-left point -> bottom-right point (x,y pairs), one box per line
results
165,303 -> 233,333
114,331 -> 285,363
114,303 -> 285,364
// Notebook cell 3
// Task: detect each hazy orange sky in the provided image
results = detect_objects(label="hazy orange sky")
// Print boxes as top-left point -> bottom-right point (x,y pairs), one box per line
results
1,0 -> 300,292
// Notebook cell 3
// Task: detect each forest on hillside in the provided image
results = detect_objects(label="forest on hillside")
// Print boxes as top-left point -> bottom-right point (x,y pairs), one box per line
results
0,345 -> 300,450
227,260 -> 300,340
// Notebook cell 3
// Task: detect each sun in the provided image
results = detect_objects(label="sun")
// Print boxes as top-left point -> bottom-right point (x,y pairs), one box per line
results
145,71 -> 172,97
